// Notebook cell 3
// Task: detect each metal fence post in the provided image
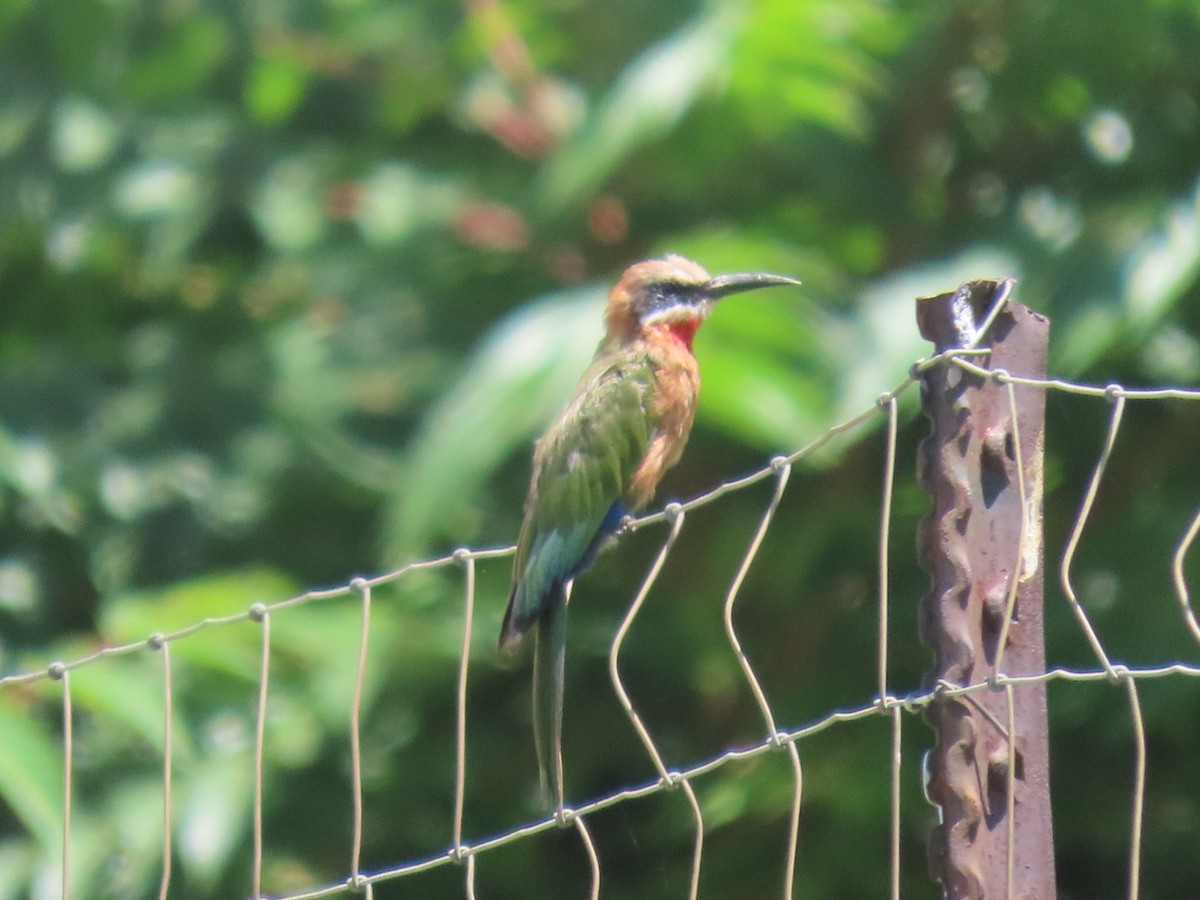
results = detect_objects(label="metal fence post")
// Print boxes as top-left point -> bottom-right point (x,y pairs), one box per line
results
916,281 -> 1056,900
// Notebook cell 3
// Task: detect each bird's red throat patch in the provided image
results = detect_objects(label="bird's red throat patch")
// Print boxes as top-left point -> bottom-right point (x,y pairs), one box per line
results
657,316 -> 701,352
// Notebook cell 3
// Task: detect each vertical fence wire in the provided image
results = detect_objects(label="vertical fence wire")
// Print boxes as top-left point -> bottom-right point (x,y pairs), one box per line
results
157,638 -> 174,900
348,579 -> 372,898
1172,506 -> 1200,645
252,605 -> 271,900
464,854 -> 477,900
991,379 -> 1030,676
573,813 -> 601,900
719,459 -> 801,898
889,705 -> 902,900
453,551 -> 476,861
1059,393 -> 1126,676
877,394 -> 898,705
59,666 -> 72,900
1124,674 -> 1147,900
607,505 -> 704,900
877,393 -> 901,900
993,377 -> 1026,900
609,506 -> 686,782
1004,683 -> 1016,900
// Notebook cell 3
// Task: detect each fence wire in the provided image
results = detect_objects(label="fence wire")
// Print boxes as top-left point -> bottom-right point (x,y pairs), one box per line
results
3,335 -> 1200,900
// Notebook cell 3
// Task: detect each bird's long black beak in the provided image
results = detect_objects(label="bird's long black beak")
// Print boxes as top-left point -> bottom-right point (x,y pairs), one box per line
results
703,272 -> 802,300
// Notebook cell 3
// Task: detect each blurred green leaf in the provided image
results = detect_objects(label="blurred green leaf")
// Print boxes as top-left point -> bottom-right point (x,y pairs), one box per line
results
246,55 -> 311,125
178,748 -> 253,889
102,780 -> 175,897
123,12 -> 231,100
100,569 -> 297,681
731,0 -> 899,137
0,842 -> 34,900
386,288 -> 605,555
0,697 -> 61,850
698,335 -> 828,450
268,315 -> 407,491
1123,178 -> 1200,331
538,7 -> 738,213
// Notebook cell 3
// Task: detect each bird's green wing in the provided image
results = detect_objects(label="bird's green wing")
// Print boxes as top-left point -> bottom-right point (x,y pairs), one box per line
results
501,352 -> 657,646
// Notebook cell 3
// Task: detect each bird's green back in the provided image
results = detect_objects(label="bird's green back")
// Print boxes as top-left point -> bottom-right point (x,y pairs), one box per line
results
504,350 -> 659,642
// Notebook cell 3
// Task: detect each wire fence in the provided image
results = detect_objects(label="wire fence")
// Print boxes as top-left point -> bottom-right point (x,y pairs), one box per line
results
3,296 -> 1200,899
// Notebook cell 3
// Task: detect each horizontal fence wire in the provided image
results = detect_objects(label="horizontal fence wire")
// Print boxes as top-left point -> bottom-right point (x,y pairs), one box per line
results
3,330 -> 1200,900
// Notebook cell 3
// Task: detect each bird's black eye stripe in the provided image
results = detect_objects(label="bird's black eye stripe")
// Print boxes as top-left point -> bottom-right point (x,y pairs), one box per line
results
636,281 -> 699,315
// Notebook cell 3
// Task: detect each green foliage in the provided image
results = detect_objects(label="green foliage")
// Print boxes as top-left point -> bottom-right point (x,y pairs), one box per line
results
1,0 -> 1199,897
0,697 -> 61,850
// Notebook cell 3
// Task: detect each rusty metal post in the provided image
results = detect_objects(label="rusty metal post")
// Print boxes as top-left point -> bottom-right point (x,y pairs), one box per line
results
916,281 -> 1056,900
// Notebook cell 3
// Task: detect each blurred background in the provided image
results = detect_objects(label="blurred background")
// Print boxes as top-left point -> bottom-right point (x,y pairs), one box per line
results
1,0 -> 1199,897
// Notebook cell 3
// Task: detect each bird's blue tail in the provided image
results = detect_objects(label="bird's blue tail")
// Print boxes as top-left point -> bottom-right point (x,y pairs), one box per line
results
532,587 -> 568,809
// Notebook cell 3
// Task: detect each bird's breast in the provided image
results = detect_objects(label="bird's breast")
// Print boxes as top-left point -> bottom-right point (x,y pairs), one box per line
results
625,329 -> 701,508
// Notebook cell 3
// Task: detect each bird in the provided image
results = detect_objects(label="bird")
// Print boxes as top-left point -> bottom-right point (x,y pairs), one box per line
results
499,254 -> 801,806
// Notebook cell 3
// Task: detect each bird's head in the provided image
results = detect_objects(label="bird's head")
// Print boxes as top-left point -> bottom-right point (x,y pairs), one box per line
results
605,254 -> 800,350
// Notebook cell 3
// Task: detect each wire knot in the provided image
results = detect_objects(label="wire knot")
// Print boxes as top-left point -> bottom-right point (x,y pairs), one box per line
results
248,602 -> 267,622
874,694 -> 899,713
932,678 -> 956,698
146,632 -> 166,651
1108,663 -> 1132,683
554,806 -> 578,828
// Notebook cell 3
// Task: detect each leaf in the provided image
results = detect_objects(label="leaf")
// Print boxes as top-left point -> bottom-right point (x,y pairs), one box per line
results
269,316 -> 406,490
0,842 -> 35,900
697,290 -> 828,450
538,7 -> 739,213
123,11 -> 231,100
1123,177 -> 1200,331
0,696 -> 62,850
100,779 -> 175,897
729,0 -> 901,138
100,569 -> 298,682
178,748 -> 253,889
385,287 -> 605,555
699,338 -> 829,450
246,55 -> 311,125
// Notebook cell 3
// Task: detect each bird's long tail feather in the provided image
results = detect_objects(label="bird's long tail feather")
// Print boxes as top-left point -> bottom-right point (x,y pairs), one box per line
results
532,582 -> 569,809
